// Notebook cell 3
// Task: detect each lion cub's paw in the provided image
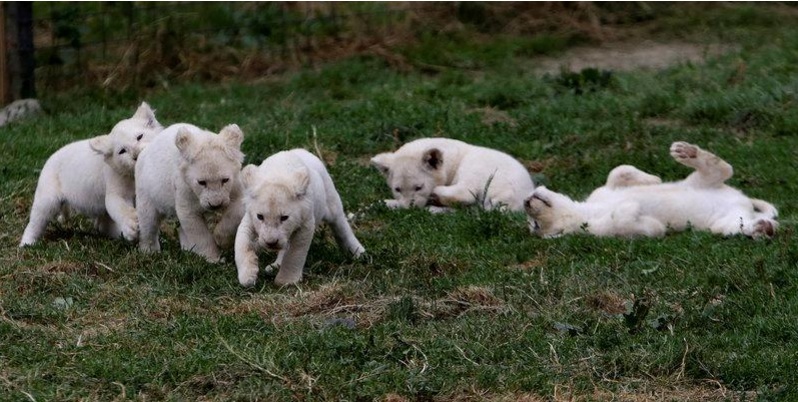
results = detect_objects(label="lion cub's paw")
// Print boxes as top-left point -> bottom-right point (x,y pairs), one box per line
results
752,219 -> 777,239
264,262 -> 279,274
120,217 -> 139,242
670,141 -> 698,162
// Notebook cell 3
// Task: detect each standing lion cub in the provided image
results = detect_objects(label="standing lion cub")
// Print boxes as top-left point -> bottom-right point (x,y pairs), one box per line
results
371,138 -> 535,212
135,123 -> 245,262
525,141 -> 778,238
20,102 -> 163,246
235,149 -> 365,287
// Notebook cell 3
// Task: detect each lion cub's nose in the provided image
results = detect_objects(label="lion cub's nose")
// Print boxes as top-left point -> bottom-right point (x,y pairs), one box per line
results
265,240 -> 280,250
208,203 -> 223,210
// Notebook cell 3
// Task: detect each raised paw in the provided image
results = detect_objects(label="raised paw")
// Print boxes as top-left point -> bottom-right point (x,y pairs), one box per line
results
670,141 -> 698,162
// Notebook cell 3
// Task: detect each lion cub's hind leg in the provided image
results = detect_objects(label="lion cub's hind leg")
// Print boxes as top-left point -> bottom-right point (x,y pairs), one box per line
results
605,165 -> 662,189
20,194 -> 63,246
670,142 -> 733,187
709,214 -> 777,239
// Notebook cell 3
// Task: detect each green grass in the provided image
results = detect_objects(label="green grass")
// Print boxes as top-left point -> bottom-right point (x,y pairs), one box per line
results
3,5 -> 798,401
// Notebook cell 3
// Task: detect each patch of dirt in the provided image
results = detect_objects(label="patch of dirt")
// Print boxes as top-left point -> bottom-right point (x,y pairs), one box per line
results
535,41 -> 737,74
467,107 -> 518,127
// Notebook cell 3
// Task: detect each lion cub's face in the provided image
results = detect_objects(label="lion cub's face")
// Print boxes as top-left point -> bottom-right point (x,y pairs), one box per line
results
371,148 -> 443,208
90,102 -> 163,175
176,124 -> 245,211
241,166 -> 310,251
524,187 -> 583,238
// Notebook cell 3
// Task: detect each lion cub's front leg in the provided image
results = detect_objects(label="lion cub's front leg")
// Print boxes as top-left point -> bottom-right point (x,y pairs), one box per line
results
235,214 -> 260,287
432,184 -> 474,205
214,197 -> 244,249
176,195 -> 220,262
105,173 -> 138,241
273,224 -> 314,286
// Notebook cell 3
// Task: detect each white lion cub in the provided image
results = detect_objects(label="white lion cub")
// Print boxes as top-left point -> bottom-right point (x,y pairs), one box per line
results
235,149 -> 365,287
135,123 -> 245,262
525,141 -> 778,238
20,102 -> 162,246
371,138 -> 535,212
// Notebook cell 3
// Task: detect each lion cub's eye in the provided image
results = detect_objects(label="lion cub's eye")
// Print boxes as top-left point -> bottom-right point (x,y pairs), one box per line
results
256,214 -> 264,221
393,187 -> 401,193
198,180 -> 207,186
279,215 -> 289,222
118,148 -> 127,155
414,185 -> 423,191
221,178 -> 230,184
136,133 -> 144,141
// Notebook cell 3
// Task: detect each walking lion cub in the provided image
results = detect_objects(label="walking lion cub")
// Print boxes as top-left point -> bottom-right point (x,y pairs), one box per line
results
525,142 -> 778,238
235,149 -> 365,286
20,102 -> 162,246
135,123 -> 245,262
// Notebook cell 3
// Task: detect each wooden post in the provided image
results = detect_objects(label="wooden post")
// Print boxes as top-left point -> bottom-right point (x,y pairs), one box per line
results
3,2 -> 35,102
16,2 -> 35,99
0,2 -> 10,105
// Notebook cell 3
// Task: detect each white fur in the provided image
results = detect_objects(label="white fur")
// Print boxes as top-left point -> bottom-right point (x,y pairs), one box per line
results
20,102 -> 163,246
370,138 -> 535,211
235,149 -> 365,287
525,142 -> 778,239
135,123 -> 245,262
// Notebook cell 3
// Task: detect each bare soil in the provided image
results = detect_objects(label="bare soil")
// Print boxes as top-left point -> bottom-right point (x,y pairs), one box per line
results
535,41 -> 737,74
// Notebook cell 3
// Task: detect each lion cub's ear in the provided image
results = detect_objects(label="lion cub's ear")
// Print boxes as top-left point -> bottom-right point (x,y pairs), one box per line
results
219,124 -> 244,149
133,102 -> 159,128
292,169 -> 311,199
370,153 -> 393,176
89,135 -> 112,156
175,127 -> 197,161
240,165 -> 258,191
422,148 -> 442,171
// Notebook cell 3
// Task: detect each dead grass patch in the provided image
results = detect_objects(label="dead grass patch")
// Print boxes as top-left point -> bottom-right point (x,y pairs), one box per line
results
586,290 -> 628,315
467,107 -> 518,127
436,380 -> 753,401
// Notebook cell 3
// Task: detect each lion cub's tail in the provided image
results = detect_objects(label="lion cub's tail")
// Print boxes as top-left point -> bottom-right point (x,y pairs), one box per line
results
751,198 -> 778,219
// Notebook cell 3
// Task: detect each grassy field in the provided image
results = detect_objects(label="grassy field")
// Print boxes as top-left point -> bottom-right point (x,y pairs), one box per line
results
2,4 -> 798,401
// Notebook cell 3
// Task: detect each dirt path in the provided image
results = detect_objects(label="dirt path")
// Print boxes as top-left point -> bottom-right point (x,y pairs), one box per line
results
535,41 -> 737,74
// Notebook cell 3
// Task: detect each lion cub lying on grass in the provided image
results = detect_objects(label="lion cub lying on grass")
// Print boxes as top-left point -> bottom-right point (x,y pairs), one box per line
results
525,141 -> 778,238
235,149 -> 365,287
371,138 -> 535,212
136,123 -> 245,262
20,102 -> 162,246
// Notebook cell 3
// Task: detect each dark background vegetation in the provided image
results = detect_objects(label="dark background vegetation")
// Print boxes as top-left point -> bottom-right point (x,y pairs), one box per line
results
30,2 -> 699,98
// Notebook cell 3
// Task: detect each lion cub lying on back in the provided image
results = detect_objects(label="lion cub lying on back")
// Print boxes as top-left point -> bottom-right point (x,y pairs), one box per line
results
525,142 -> 778,238
371,138 -> 535,211
235,149 -> 365,286
20,102 -> 162,246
